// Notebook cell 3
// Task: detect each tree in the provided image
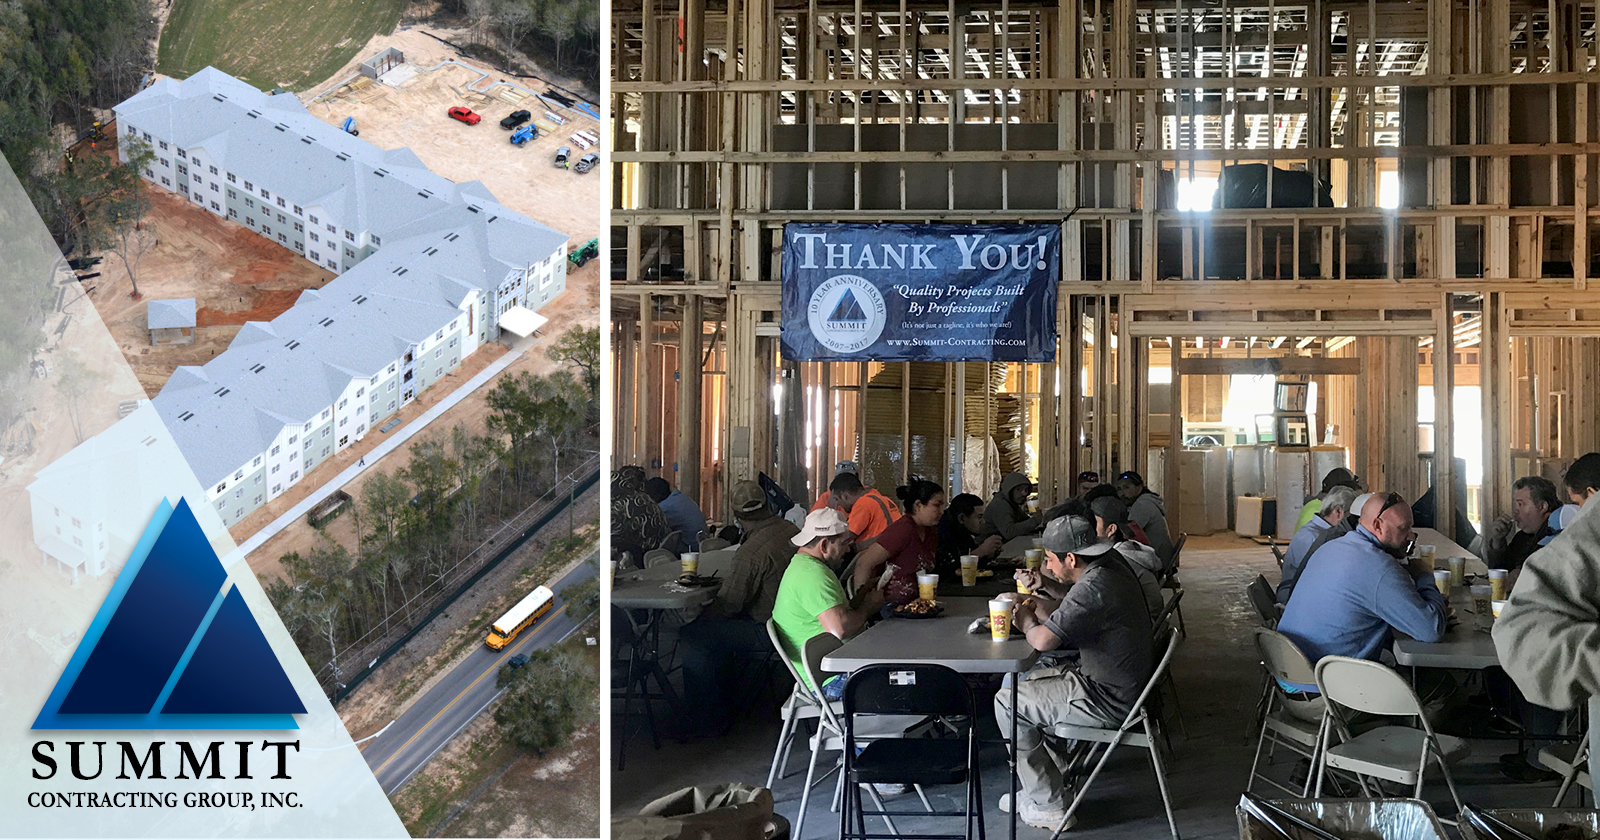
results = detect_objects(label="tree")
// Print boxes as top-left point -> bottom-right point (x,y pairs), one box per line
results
54,350 -> 102,443
547,325 -> 599,405
494,645 -> 596,755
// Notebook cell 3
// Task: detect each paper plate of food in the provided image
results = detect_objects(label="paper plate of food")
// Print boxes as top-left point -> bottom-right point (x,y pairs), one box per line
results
895,599 -> 944,619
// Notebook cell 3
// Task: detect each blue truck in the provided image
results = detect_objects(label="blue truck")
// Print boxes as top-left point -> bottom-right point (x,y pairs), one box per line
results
341,117 -> 358,136
510,124 -> 537,146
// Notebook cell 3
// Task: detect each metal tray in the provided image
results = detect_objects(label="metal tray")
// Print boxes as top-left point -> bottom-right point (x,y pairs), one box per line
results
1236,798 -> 1449,840
1460,809 -> 1600,840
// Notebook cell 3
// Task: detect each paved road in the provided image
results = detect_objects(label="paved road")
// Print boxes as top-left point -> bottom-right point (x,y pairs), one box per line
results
361,557 -> 597,794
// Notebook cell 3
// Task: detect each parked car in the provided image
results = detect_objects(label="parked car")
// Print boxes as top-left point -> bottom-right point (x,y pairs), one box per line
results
340,117 -> 359,136
508,654 -> 528,669
500,109 -> 532,130
574,152 -> 599,174
510,124 -> 537,146
553,146 -> 571,168
447,106 -> 480,125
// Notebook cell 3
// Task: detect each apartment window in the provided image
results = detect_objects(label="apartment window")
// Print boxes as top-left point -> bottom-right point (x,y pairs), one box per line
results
235,470 -> 244,481
210,183 -> 219,192
339,399 -> 347,409
254,495 -> 262,505
272,484 -> 282,494
310,232 -> 319,243
304,421 -> 313,432
159,140 -> 168,150
261,188 -> 270,199
388,381 -> 395,391
326,224 -> 336,234
322,448 -> 330,457
247,218 -> 256,228
290,451 -> 297,460
328,260 -> 337,269
227,173 -> 236,183
322,408 -> 331,419
294,241 -> 303,251
227,189 -> 236,199
309,215 -> 318,224
345,248 -> 355,258
449,337 -> 457,348
293,205 -> 302,215
290,471 -> 299,481
270,445 -> 280,456
294,222 -> 303,232
345,231 -> 355,241
451,356 -> 458,365
142,131 -> 151,141
234,488 -> 242,499
211,201 -> 220,211
162,177 -> 170,186
245,198 -> 254,208
254,475 -> 262,484
278,234 -> 286,243
436,330 -> 445,340
322,427 -> 331,437
177,149 -> 186,160
145,169 -> 153,178
253,456 -> 262,467
310,251 -> 320,261
271,464 -> 280,474
277,213 -> 285,224
72,517 -> 81,528
388,400 -> 396,410
275,197 -> 284,208
208,165 -> 218,175
339,435 -> 349,446
435,348 -> 442,359
216,483 -> 226,493
288,434 -> 297,445
339,417 -> 347,427
389,364 -> 397,373
357,425 -> 365,435
178,165 -> 187,176
371,235 -> 381,246
73,536 -> 83,547
234,509 -> 241,519
244,181 -> 253,191
262,225 -> 271,236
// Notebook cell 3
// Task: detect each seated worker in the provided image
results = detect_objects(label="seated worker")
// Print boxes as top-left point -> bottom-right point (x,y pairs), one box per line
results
644,477 -> 708,552
1114,471 -> 1175,569
1277,485 -> 1360,605
1085,483 -> 1149,545
1565,453 -> 1600,505
770,508 -> 883,697
826,471 -> 900,547
935,493 -> 1004,576
1277,491 -> 1448,692
1295,468 -> 1363,531
810,460 -> 859,512
982,472 -> 1045,542
611,465 -> 669,566
997,514 -> 1155,830
676,480 -> 800,738
852,480 -> 946,606
1482,476 -> 1561,574
1075,470 -> 1101,499
1082,497 -> 1165,623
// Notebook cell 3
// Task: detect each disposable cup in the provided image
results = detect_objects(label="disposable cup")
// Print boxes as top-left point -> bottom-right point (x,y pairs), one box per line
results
988,599 -> 1013,641
1418,544 -> 1437,565
1016,574 -> 1031,595
1447,555 -> 1465,586
1024,548 -> 1043,571
607,559 -> 616,586
1026,498 -> 1040,514
1470,584 -> 1493,618
1488,568 -> 1508,601
1032,537 -> 1045,549
917,573 -> 939,601
1491,599 -> 1508,620
1432,569 -> 1451,596
681,552 -> 698,576
960,555 -> 978,587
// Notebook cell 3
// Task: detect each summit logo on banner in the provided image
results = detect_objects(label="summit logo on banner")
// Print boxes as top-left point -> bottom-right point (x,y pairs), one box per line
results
33,498 -> 305,730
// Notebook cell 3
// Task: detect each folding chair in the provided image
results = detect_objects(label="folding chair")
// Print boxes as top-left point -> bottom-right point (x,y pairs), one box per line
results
660,530 -> 684,555
1151,589 -> 1188,740
1248,629 -> 1325,797
643,548 -> 677,568
1160,534 -> 1188,636
1539,731 -> 1593,807
840,664 -> 985,840
764,619 -> 827,789
1045,619 -> 1183,840
699,536 -> 731,551
793,633 -> 931,840
1269,541 -> 1285,569
1247,576 -> 1280,628
1312,656 -> 1468,815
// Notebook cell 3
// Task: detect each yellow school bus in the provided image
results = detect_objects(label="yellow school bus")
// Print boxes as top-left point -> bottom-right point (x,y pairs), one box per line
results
485,586 -> 555,650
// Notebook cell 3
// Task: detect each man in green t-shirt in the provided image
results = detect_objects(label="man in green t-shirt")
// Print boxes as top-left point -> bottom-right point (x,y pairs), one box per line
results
772,507 -> 884,690
1295,467 -> 1363,530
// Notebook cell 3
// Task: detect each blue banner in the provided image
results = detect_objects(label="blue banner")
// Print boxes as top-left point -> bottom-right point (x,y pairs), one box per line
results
780,223 -> 1060,362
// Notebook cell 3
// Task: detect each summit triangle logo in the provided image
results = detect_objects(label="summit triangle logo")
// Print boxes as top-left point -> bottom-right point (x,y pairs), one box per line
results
33,498 -> 306,730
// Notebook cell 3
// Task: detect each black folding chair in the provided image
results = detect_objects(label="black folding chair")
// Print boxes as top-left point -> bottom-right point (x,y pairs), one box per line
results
840,664 -> 985,840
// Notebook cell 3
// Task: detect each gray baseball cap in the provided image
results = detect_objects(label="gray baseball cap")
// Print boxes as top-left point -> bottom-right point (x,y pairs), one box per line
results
1039,514 -> 1118,558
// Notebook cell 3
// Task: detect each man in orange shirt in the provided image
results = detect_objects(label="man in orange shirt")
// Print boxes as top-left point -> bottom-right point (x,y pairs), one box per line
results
828,472 -> 900,546
811,461 -> 859,512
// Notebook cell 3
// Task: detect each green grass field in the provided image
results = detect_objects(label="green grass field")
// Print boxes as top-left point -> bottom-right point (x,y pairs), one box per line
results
156,0 -> 408,92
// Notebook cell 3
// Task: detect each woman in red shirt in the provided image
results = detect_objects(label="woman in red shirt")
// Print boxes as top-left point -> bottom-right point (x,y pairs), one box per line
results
853,480 -> 946,605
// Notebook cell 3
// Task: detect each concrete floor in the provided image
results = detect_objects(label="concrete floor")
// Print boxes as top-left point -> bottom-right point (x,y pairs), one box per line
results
612,534 -> 1582,838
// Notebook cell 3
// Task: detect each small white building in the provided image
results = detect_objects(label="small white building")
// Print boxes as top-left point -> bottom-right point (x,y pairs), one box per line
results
147,298 -> 196,345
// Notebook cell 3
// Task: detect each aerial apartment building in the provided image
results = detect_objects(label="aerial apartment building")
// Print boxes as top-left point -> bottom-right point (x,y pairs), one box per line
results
34,66 -> 570,539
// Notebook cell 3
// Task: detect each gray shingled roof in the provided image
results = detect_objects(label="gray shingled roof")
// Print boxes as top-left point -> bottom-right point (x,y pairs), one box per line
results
148,298 -> 196,329
121,67 -> 571,489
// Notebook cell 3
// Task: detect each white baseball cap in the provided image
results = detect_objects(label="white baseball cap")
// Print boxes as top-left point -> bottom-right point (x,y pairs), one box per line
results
792,507 -> 852,546
1349,493 -> 1375,519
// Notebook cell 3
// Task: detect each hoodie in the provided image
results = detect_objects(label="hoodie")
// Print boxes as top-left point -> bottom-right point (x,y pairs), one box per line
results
1493,495 -> 1600,711
981,473 -> 1040,541
1128,491 -> 1176,570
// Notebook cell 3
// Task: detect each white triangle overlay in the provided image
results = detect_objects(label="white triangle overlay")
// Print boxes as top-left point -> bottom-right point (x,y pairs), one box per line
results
0,154 -> 407,837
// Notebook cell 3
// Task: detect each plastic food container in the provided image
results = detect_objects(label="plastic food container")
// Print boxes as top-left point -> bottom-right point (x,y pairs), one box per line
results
1236,798 -> 1448,840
